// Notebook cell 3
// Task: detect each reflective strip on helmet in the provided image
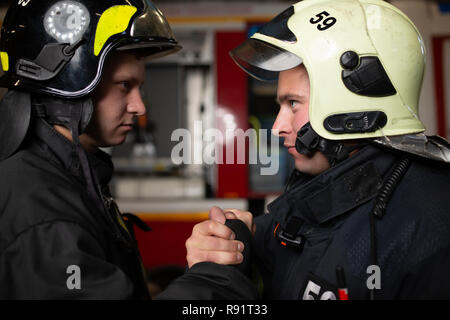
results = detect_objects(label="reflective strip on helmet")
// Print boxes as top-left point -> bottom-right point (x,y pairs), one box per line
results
44,1 -> 91,45
0,52 -> 9,72
94,5 -> 137,56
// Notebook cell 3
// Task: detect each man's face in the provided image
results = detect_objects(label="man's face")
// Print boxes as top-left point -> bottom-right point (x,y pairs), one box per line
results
273,65 -> 330,175
82,51 -> 146,150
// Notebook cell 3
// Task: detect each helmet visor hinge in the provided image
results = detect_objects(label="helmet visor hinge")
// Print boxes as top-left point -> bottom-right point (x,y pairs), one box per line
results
16,42 -> 78,81
63,38 -> 85,56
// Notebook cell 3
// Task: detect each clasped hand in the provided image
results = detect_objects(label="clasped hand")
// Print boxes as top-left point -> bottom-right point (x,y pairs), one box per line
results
185,206 -> 255,268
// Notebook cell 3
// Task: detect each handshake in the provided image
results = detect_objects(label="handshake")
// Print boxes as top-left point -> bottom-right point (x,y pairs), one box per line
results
185,206 -> 255,270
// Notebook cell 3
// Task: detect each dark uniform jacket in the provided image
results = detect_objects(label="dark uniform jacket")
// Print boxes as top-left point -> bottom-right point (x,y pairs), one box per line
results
0,118 -> 257,299
253,144 -> 450,299
0,118 -> 151,299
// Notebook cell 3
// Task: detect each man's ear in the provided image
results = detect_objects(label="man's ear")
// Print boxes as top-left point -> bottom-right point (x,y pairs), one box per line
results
79,98 -> 94,134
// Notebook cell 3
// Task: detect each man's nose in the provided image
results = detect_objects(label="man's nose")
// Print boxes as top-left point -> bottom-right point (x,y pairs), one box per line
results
127,89 -> 146,116
272,108 -> 292,137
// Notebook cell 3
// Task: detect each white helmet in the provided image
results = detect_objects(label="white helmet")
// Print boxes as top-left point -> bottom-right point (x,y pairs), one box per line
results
230,0 -> 426,142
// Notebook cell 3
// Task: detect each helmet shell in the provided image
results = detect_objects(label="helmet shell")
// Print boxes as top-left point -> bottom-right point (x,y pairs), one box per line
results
231,0 -> 426,140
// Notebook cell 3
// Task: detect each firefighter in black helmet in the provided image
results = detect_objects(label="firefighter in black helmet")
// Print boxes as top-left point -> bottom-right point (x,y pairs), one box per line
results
0,0 -> 257,299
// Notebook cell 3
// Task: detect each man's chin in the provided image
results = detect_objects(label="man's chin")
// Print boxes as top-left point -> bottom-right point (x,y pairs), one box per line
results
98,136 -> 127,149
293,153 -> 331,176
115,136 -> 127,146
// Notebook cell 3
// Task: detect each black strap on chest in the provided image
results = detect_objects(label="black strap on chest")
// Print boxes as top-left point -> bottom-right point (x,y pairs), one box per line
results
368,157 -> 411,300
274,216 -> 305,251
122,212 -> 152,239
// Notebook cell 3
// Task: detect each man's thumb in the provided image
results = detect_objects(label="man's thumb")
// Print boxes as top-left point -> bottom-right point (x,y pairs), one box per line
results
209,206 -> 226,224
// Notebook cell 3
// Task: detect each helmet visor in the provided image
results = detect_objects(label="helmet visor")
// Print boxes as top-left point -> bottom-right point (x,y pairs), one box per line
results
118,0 -> 181,59
230,38 -> 302,81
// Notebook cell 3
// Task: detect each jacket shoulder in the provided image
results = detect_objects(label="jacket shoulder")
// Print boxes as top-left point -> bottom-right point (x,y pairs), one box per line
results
0,149 -> 99,252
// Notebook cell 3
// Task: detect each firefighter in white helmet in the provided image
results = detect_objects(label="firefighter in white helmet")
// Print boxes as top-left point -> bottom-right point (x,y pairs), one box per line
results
183,0 -> 450,299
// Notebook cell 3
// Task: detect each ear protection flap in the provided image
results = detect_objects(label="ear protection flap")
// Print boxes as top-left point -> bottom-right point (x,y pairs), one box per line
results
0,91 -> 32,161
31,95 -> 94,134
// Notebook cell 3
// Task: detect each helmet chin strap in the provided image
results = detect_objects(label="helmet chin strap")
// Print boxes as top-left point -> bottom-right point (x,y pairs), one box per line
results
31,96 -> 103,210
68,103 -> 102,206
32,95 -> 93,134
295,122 -> 366,167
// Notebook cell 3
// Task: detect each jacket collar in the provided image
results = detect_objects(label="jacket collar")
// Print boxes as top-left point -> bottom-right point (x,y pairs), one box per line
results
30,118 -> 113,187
268,144 -> 399,226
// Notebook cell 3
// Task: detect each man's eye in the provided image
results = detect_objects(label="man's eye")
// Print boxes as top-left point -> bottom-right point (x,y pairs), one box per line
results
119,81 -> 131,90
289,100 -> 298,108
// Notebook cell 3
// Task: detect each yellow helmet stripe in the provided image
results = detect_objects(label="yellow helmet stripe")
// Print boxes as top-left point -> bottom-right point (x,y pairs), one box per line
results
0,52 -> 9,72
94,5 -> 137,56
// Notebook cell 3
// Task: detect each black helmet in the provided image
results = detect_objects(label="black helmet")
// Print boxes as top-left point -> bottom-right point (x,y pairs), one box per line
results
0,0 -> 181,98
0,0 -> 181,188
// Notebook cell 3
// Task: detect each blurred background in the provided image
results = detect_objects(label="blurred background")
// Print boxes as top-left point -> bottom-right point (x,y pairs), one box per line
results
0,0 -> 449,296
